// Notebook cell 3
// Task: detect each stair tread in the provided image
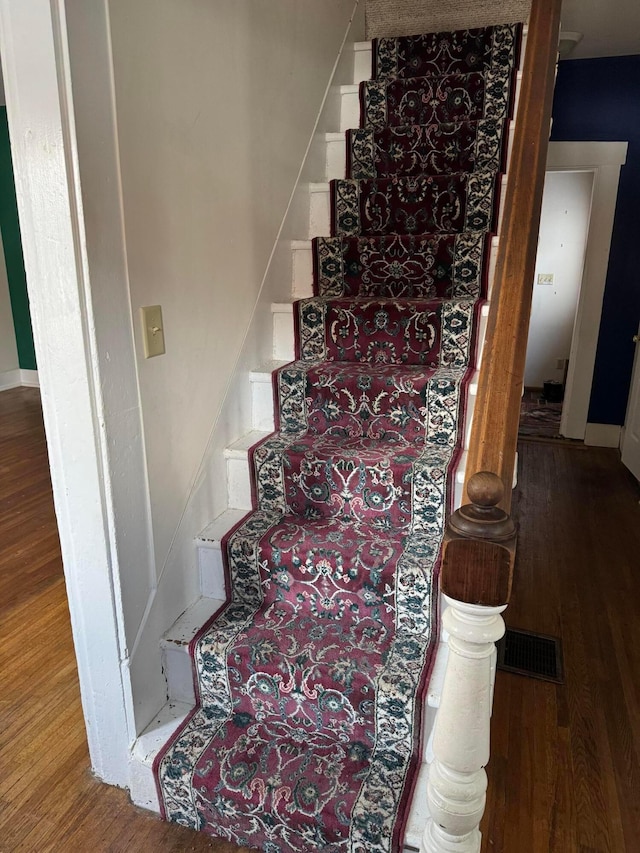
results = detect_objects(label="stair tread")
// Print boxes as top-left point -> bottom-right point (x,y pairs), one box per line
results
198,508 -> 248,545
133,701 -> 192,766
224,430 -> 270,457
161,596 -> 227,648
249,360 -> 288,380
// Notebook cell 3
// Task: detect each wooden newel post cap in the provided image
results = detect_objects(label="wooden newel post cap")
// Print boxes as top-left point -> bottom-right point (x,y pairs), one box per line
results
449,471 -> 515,542
467,470 -> 503,507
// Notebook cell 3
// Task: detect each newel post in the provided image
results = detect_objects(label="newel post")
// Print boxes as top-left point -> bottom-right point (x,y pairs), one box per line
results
422,472 -> 516,853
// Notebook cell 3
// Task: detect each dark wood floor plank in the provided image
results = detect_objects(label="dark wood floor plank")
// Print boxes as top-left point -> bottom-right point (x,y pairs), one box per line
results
481,439 -> 640,852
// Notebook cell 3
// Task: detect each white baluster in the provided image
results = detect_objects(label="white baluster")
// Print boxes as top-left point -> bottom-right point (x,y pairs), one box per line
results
422,597 -> 506,853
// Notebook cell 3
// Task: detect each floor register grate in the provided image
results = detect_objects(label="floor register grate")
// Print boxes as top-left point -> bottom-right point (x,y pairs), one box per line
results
496,628 -> 564,683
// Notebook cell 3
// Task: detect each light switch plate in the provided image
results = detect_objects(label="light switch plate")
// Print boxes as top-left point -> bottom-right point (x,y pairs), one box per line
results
140,305 -> 165,358
537,273 -> 554,285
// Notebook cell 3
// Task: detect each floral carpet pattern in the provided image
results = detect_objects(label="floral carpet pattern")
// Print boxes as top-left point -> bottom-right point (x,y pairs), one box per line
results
155,22 -> 521,853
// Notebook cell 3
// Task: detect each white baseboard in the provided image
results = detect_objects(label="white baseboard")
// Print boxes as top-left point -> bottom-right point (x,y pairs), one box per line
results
584,422 -> 622,448
0,368 -> 40,391
20,369 -> 39,387
0,368 -> 21,390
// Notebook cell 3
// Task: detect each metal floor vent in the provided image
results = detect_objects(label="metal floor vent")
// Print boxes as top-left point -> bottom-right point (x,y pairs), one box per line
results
497,628 -> 564,683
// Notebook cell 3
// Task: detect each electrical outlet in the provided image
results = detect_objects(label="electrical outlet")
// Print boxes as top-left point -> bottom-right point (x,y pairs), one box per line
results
537,273 -> 554,285
140,305 -> 166,358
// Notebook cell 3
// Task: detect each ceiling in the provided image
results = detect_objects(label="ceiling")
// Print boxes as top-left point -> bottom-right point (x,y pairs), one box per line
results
560,0 -> 640,59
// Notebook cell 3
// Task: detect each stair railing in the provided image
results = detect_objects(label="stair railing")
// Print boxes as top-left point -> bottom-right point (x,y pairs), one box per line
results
422,1 -> 563,850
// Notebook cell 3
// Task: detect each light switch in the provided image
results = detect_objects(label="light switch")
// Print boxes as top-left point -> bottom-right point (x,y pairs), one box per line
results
140,305 -> 166,358
537,273 -> 554,285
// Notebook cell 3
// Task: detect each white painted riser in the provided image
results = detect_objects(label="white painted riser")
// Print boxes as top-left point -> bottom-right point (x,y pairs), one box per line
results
353,41 -> 373,84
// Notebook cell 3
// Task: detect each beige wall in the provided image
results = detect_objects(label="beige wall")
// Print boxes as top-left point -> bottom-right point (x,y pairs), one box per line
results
109,0 -> 359,573
365,0 -> 530,38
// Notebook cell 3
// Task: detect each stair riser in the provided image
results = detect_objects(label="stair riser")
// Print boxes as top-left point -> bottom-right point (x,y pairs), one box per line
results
339,85 -> 360,132
226,455 -> 253,510
292,235 -> 501,300
253,373 -> 479,448
226,435 -> 468,512
199,544 -> 227,600
326,134 -> 347,181
274,300 -> 490,391
353,43 -> 373,84
342,52 -> 525,130
325,118 -> 516,184
251,372 -> 276,431
162,645 -> 195,706
308,184 -> 332,238
340,74 -> 523,151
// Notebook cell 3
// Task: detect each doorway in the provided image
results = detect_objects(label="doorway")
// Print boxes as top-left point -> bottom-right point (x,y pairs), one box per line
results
519,142 -> 627,441
520,169 -> 593,439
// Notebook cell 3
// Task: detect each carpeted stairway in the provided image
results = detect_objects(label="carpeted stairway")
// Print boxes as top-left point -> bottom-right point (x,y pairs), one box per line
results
155,23 -> 521,853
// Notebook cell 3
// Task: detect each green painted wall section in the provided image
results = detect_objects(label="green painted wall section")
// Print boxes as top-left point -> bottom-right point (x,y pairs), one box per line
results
0,107 -> 36,370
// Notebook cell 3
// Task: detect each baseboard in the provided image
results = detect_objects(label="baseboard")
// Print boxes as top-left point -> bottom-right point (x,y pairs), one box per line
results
584,422 -> 621,448
0,368 -> 21,391
0,369 -> 40,390
20,369 -> 39,387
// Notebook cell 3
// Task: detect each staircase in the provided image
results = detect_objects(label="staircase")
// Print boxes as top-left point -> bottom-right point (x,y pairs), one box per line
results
130,22 -> 525,853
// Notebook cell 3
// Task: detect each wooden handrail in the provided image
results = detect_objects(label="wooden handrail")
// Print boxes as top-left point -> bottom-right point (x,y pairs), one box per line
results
424,12 -> 562,848
464,0 -> 562,513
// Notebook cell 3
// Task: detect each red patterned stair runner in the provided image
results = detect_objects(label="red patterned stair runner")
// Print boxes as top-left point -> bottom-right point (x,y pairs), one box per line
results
155,22 -> 521,853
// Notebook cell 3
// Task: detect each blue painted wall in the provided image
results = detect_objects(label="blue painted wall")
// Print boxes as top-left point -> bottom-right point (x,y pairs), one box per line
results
551,55 -> 640,425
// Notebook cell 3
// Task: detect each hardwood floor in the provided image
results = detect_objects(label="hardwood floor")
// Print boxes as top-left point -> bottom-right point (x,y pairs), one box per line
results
2,387 -> 640,851
0,388 -> 246,853
481,437 -> 640,852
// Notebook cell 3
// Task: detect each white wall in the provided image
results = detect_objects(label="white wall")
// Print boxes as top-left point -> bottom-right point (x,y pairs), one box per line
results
524,170 -> 593,387
0,230 -> 19,388
105,0 -> 361,730
109,0 -> 358,571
